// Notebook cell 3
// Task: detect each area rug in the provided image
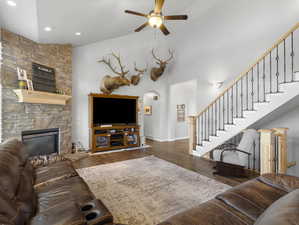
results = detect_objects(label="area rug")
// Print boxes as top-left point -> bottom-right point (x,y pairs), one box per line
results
76,156 -> 230,225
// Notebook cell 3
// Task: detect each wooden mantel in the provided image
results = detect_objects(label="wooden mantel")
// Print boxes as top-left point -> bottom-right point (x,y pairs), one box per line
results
13,89 -> 71,105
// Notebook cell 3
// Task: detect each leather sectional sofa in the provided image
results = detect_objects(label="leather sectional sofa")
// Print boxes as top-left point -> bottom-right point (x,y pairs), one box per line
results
0,139 -> 118,225
158,173 -> 299,225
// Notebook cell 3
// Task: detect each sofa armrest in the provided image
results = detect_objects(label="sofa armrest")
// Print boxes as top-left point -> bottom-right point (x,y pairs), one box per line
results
258,173 -> 299,192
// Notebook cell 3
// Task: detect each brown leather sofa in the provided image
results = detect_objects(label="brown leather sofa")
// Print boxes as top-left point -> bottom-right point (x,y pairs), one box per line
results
158,173 -> 299,225
0,139 -> 116,225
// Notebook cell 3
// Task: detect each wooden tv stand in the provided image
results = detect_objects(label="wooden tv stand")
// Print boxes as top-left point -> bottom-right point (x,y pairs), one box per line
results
88,93 -> 140,153
90,125 -> 140,153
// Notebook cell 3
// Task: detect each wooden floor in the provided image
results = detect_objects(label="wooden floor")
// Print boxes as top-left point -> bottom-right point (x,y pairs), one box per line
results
74,139 -> 255,186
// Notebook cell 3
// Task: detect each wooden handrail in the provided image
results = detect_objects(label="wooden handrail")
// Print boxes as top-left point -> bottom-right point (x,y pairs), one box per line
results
195,22 -> 299,118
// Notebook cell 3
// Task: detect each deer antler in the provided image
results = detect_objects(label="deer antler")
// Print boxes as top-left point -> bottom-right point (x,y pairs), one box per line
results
111,53 -> 129,77
98,57 -> 122,76
151,49 -> 174,64
134,62 -> 147,73
166,49 -> 174,63
98,53 -> 129,77
152,49 -> 163,64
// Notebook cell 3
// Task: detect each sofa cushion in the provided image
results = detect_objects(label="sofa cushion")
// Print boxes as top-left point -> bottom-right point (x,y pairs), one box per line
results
0,139 -> 28,165
16,166 -> 37,222
216,178 -> 287,221
31,201 -> 85,225
0,215 -> 14,225
0,188 -> 26,225
36,176 -> 94,212
158,199 -> 254,225
34,160 -> 77,187
0,151 -> 22,199
258,173 -> 299,192
254,189 -> 299,225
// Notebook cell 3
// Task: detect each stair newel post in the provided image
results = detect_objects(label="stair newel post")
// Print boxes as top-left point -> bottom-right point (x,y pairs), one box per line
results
188,116 -> 197,154
259,129 -> 276,175
273,128 -> 289,174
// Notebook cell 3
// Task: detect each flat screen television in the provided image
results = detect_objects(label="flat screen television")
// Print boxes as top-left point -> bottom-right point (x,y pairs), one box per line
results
92,97 -> 137,126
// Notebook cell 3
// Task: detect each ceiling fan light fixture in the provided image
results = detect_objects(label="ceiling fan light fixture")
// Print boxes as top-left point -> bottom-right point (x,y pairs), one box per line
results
149,15 -> 163,28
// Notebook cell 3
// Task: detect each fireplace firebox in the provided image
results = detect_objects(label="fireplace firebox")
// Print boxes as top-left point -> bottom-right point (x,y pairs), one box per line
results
22,128 -> 59,157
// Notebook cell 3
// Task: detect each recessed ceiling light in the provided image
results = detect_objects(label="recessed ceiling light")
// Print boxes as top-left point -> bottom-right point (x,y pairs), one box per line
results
44,27 -> 52,32
75,32 -> 81,36
7,0 -> 17,7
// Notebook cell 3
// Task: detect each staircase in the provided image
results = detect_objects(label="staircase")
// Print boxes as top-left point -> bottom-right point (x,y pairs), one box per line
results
189,22 -> 299,157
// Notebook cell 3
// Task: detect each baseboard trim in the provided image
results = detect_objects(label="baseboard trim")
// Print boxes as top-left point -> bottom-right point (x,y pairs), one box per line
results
146,136 -> 189,142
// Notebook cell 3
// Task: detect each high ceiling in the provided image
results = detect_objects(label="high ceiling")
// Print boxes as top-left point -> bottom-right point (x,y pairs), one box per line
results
0,0 -> 218,46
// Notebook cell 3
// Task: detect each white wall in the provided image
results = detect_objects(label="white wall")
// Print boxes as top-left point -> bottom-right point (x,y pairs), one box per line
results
72,30 -> 172,148
72,0 -> 299,149
168,80 -> 197,140
143,93 -> 162,140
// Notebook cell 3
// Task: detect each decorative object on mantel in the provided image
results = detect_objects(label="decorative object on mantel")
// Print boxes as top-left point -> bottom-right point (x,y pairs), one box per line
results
13,89 -> 71,105
125,0 -> 188,36
32,63 -> 56,93
17,67 -> 28,89
177,104 -> 186,122
144,105 -> 152,115
26,79 -> 34,91
151,49 -> 174,81
98,53 -> 146,94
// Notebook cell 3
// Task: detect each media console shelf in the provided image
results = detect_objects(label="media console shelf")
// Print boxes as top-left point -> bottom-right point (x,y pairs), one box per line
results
89,93 -> 140,153
91,126 -> 140,152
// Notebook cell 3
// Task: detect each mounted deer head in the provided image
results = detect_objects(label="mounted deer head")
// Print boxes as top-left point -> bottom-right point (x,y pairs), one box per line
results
131,63 -> 147,86
98,53 -> 131,94
150,49 -> 174,81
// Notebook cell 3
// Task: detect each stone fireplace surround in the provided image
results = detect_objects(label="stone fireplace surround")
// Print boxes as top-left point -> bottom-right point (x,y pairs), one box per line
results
0,29 -> 72,154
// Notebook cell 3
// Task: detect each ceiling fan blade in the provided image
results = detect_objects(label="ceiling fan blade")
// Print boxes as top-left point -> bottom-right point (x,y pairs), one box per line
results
135,22 -> 149,32
125,10 -> 148,18
154,0 -> 165,13
164,15 -> 188,20
160,24 -> 170,36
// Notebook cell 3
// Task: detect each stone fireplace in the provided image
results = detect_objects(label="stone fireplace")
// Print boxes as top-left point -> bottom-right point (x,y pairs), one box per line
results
0,29 -> 72,154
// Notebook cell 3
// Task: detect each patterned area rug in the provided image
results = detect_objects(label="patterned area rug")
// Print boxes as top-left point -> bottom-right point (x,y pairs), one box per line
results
76,156 -> 230,225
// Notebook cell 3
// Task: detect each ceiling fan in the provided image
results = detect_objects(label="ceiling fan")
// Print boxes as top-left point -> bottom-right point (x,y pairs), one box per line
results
125,0 -> 188,36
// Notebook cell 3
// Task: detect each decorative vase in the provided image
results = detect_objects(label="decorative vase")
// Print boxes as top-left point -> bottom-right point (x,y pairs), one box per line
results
18,80 -> 27,89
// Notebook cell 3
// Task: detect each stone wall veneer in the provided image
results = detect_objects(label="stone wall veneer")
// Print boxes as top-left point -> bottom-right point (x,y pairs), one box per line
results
0,29 -> 72,154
